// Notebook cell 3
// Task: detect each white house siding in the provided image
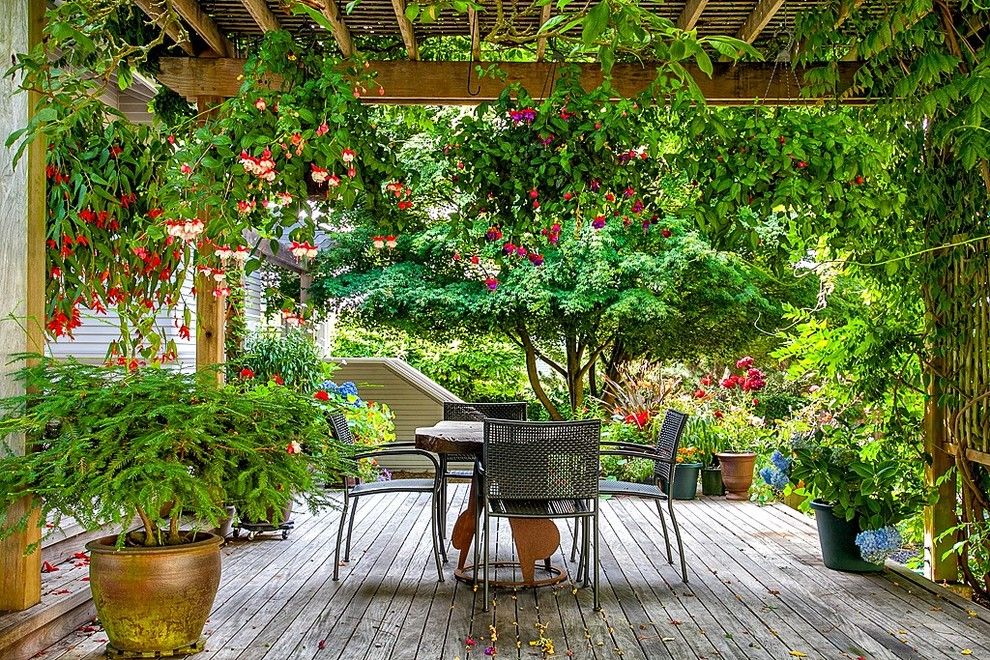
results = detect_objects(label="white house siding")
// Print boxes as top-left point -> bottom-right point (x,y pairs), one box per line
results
329,358 -> 465,472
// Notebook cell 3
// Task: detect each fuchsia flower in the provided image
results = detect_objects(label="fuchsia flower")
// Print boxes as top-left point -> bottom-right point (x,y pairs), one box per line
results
485,226 -> 503,242
661,228 -> 672,238
237,200 -> 256,215
485,277 -> 499,291
508,108 -> 536,124
589,178 -> 601,191
736,356 -> 754,369
315,122 -> 329,136
290,241 -> 319,260
372,236 -> 385,249
624,186 -> 636,198
310,164 -> 330,184
592,215 -> 606,230
341,148 -> 356,164
700,374 -> 713,386
529,252 -> 544,266
255,98 -> 267,111
631,199 -> 644,214
180,163 -> 192,175
286,441 -> 302,454
385,235 -> 397,249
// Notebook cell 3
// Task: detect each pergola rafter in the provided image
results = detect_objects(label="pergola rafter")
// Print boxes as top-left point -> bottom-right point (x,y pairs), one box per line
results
318,0 -> 356,56
677,0 -> 709,31
737,0 -> 787,44
390,0 -> 420,60
239,0 -> 282,32
168,0 -> 234,56
133,0 -> 195,55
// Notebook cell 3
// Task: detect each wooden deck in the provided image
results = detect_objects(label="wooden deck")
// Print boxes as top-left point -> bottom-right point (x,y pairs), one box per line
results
31,485 -> 990,660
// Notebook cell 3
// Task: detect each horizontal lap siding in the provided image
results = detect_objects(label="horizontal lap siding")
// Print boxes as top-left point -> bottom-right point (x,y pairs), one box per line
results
329,358 -> 466,473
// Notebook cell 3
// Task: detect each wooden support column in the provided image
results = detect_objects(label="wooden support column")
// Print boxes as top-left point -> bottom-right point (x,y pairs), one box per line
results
0,0 -> 45,613
195,97 -> 225,377
924,364 -> 958,582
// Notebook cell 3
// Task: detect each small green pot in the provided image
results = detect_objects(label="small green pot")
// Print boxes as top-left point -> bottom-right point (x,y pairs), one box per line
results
809,500 -> 883,573
700,467 -> 725,496
661,463 -> 701,500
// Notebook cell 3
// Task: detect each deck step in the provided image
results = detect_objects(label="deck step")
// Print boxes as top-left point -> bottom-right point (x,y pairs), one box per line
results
0,523 -> 103,660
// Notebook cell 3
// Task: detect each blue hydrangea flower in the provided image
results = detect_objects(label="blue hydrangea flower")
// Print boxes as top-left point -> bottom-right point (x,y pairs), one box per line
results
855,526 -> 902,564
759,466 -> 790,491
770,450 -> 792,474
318,380 -> 363,406
377,467 -> 392,482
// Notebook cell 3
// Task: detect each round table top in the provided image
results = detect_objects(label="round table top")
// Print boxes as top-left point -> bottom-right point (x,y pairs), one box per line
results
414,420 -> 483,456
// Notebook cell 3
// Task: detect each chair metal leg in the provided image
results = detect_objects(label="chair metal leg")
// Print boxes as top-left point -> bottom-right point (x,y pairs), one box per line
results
666,498 -> 688,583
570,516 -> 580,563
431,493 -> 445,582
655,500 -> 673,564
581,516 -> 591,587
482,504 -> 491,612
438,455 -> 448,541
592,508 -> 601,611
436,494 -> 448,563
344,496 -> 359,561
333,491 -> 349,581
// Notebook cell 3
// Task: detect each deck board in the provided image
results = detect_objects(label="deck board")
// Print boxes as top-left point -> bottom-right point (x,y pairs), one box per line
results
31,487 -> 990,660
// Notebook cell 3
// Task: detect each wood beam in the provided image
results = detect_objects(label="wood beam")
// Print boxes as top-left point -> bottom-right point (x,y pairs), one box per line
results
132,0 -> 195,55
390,0 -> 419,60
157,58 -> 868,105
736,0 -> 786,44
170,0 -> 234,57
468,7 -> 481,61
536,4 -> 552,62
240,0 -> 281,32
195,97 -> 225,378
320,0 -> 355,57
0,0 -> 45,613
677,0 -> 709,30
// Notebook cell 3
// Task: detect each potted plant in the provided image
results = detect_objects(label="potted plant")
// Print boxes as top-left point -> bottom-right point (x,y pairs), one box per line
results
777,425 -> 931,573
0,358 -> 351,656
686,416 -> 726,496
662,447 -> 702,500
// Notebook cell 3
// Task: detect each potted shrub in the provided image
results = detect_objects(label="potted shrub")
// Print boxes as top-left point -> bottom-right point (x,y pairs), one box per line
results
661,447 -> 702,500
687,416 -> 726,496
0,358 -> 351,656
777,425 -> 931,573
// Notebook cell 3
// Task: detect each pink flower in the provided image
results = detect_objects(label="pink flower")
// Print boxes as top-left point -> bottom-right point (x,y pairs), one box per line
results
180,163 -> 192,175
286,440 -> 302,454
255,98 -> 267,111
316,122 -> 329,136
736,356 -> 754,370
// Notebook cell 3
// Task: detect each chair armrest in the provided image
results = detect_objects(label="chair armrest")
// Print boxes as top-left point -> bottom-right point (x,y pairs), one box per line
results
600,440 -> 657,451
352,448 -> 443,487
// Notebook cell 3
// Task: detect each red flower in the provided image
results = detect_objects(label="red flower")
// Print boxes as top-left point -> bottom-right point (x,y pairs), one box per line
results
109,145 -> 123,158
661,228 -> 672,238
273,374 -> 284,385
693,388 -> 706,399
314,390 -> 330,401
240,367 -> 255,379
178,324 -> 191,340
286,441 -> 302,454
736,356 -> 754,370
714,410 -> 724,420
148,208 -> 163,219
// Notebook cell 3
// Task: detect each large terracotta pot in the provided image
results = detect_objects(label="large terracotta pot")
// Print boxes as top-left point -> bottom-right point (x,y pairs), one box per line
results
715,451 -> 756,500
86,532 -> 223,655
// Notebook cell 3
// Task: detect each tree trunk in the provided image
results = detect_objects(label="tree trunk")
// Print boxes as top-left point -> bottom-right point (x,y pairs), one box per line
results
516,326 -> 562,420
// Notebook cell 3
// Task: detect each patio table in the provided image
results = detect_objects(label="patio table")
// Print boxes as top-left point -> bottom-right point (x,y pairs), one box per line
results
415,421 -> 566,586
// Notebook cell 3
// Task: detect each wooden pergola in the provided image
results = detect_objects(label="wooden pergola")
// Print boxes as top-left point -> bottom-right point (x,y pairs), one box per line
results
2,0 -> 959,621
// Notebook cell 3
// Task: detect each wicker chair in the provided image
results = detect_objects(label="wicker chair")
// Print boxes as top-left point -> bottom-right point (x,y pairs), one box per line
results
439,402 -> 527,539
328,412 -> 446,582
578,409 -> 690,583
479,419 -> 602,611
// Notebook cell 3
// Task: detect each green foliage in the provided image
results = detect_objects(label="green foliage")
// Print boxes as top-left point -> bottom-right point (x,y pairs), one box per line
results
227,330 -> 332,393
787,425 -> 933,532
0,358 -> 353,548
332,322 -> 528,402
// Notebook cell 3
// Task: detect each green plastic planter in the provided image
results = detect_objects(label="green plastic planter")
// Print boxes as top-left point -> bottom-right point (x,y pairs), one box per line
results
700,467 -> 725,496
809,500 -> 883,573
661,463 -> 701,500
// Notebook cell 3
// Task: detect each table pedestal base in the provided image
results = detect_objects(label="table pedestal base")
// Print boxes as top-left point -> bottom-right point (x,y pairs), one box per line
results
454,561 -> 568,588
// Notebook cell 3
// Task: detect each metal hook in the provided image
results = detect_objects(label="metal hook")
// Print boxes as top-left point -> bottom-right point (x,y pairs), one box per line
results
466,62 -> 481,97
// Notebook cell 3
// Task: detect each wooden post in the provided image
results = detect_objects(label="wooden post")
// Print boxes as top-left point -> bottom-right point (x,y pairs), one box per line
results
924,364 -> 958,582
195,97 -> 225,377
0,0 -> 45,613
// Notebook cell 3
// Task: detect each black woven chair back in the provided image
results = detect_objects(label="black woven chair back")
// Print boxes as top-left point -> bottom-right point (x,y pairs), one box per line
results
443,401 -> 528,422
654,409 -> 689,482
484,419 -> 600,500
328,412 -> 355,445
